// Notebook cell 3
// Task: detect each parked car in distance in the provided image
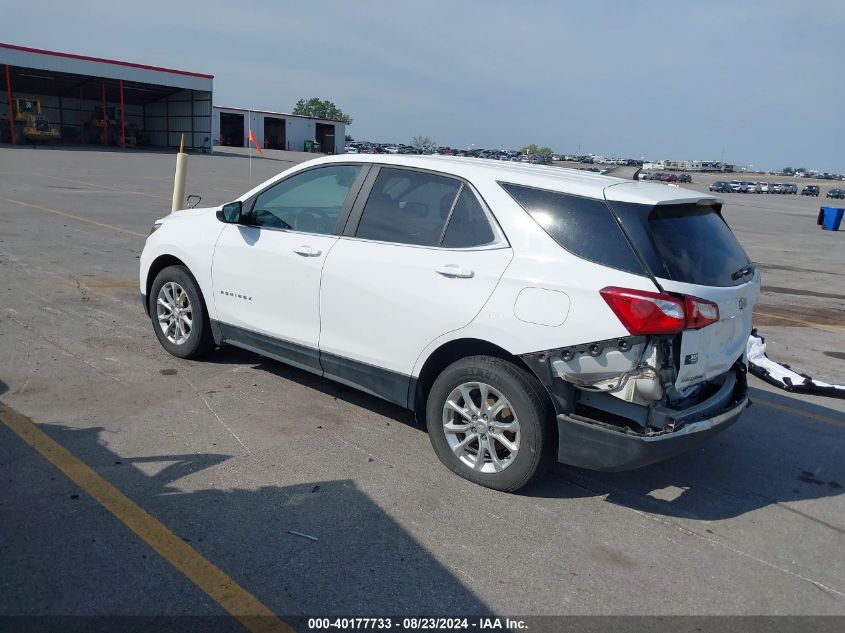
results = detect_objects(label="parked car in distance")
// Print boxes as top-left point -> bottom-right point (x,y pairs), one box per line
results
758,182 -> 769,193
678,174 -> 692,183
769,183 -> 784,194
709,181 -> 731,192
744,182 -> 760,194
802,185 -> 820,197
825,188 -> 845,199
729,180 -> 747,193
141,155 -> 759,492
784,183 -> 798,194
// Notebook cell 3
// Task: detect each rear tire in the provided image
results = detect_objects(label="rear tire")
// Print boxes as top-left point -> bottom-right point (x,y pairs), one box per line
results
426,356 -> 555,492
149,265 -> 214,359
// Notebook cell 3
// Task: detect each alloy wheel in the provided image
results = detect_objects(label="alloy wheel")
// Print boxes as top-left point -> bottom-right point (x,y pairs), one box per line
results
442,381 -> 521,473
156,281 -> 193,345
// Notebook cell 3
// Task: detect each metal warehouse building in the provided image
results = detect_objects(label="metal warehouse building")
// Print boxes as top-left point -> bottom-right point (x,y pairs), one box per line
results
1,42 -> 213,150
213,106 -> 345,154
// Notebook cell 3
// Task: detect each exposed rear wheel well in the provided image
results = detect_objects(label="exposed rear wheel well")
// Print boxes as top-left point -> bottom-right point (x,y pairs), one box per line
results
144,255 -> 188,314
413,338 -> 545,422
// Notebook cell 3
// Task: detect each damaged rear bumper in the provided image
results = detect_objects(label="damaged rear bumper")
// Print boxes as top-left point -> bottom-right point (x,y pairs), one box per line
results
556,366 -> 748,471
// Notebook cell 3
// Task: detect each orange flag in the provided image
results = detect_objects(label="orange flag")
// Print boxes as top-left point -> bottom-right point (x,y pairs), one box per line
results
248,128 -> 264,155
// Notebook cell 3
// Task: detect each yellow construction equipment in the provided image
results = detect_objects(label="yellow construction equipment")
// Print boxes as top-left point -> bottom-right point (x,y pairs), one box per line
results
13,98 -> 60,144
81,105 -> 147,147
82,104 -> 114,144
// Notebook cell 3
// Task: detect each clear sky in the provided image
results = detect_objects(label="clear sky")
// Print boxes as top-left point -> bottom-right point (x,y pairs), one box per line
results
2,0 -> 843,172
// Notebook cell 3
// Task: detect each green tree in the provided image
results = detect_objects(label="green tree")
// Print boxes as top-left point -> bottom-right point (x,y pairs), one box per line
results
292,98 -> 353,124
782,166 -> 794,175
411,135 -> 436,152
520,144 -> 553,156
345,134 -> 353,142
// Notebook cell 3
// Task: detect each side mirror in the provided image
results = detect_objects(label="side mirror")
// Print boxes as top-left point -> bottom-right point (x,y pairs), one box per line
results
217,201 -> 242,224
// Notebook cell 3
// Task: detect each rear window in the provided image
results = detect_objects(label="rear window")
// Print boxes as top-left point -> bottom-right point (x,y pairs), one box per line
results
610,202 -> 751,287
501,183 -> 646,275
503,182 -> 751,287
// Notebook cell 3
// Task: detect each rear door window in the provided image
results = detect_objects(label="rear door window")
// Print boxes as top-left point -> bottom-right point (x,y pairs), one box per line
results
441,187 -> 496,248
501,183 -> 645,275
355,168 -> 461,246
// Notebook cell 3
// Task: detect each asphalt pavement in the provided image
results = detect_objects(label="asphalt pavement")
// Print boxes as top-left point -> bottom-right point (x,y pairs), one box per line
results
1,146 -> 843,627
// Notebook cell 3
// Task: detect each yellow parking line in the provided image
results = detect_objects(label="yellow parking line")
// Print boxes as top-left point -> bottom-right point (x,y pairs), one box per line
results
0,196 -> 147,238
753,398 -> 845,428
0,402 -> 294,633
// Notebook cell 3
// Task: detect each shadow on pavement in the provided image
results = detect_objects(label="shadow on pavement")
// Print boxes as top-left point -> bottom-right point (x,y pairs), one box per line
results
533,385 -> 844,523
202,345 -> 419,429
201,346 -> 845,523
1,419 -> 488,619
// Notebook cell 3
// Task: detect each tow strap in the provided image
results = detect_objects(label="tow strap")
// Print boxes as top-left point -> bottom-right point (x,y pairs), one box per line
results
746,330 -> 845,399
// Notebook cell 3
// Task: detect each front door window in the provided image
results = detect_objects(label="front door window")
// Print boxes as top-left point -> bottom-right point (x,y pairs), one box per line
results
248,165 -> 362,234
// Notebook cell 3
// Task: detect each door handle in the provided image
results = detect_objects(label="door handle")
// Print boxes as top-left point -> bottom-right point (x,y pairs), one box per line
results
436,264 -> 474,279
293,245 -> 321,257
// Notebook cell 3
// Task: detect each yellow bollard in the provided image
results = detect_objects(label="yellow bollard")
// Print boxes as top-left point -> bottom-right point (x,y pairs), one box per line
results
171,135 -> 189,213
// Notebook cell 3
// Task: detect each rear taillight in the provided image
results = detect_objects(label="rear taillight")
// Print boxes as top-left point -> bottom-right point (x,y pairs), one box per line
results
684,295 -> 720,329
600,287 -> 686,335
600,287 -> 720,335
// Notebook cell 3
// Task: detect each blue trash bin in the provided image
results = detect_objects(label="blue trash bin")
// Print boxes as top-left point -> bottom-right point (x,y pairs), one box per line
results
820,207 -> 844,231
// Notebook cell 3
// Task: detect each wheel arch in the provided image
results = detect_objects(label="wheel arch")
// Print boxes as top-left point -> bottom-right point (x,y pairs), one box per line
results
411,337 -> 546,422
144,254 -> 191,316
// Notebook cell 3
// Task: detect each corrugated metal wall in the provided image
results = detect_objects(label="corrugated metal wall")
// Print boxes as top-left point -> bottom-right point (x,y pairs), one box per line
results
145,89 -> 211,150
192,92 -> 211,150
0,46 -> 213,92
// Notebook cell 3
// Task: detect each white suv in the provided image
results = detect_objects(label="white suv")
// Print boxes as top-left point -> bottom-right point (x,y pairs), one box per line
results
141,155 -> 759,491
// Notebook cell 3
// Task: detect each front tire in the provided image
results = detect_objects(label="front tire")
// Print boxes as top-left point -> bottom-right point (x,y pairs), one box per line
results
149,265 -> 214,359
426,356 -> 554,492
